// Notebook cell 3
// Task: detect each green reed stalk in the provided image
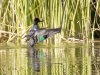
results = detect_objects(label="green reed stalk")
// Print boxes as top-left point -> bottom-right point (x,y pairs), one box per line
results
0,0 -> 96,44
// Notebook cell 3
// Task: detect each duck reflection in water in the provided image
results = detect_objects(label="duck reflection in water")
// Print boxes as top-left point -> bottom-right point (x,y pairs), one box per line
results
28,47 -> 40,73
27,47 -> 65,75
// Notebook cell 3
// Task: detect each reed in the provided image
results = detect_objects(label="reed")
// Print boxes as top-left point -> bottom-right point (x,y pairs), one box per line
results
0,0 -> 98,44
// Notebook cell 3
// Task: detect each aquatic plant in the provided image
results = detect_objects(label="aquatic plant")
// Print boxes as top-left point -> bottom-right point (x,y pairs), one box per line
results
0,0 -> 99,44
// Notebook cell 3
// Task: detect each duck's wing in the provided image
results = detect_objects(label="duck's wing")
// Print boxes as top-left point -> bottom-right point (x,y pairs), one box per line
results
35,29 -> 47,36
25,30 -> 35,41
35,27 -> 61,36
46,27 -> 61,37
34,27 -> 61,42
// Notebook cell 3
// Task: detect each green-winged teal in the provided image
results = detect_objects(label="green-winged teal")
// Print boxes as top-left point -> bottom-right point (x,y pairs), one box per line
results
25,18 -> 61,47
25,18 -> 43,41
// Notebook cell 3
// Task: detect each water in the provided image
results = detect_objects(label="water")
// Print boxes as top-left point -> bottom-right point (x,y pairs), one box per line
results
0,42 -> 100,75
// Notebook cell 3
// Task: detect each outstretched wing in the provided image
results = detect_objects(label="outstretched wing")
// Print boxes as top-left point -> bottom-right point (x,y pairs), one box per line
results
35,28 -> 61,36
34,27 -> 61,42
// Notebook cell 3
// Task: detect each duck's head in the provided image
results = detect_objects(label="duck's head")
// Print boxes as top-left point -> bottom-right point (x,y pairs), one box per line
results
34,18 -> 43,24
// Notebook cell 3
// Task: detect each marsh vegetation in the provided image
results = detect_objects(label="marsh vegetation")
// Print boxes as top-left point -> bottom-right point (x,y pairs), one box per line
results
0,0 -> 100,75
0,0 -> 100,44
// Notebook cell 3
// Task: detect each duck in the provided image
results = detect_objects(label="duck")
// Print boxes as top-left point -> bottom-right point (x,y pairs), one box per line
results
25,18 -> 61,47
25,18 -> 43,41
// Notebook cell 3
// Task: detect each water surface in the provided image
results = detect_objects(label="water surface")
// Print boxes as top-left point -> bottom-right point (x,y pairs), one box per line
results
0,42 -> 100,75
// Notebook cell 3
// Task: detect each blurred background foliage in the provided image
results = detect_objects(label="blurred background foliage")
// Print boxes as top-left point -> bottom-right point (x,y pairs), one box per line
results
0,0 -> 100,44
